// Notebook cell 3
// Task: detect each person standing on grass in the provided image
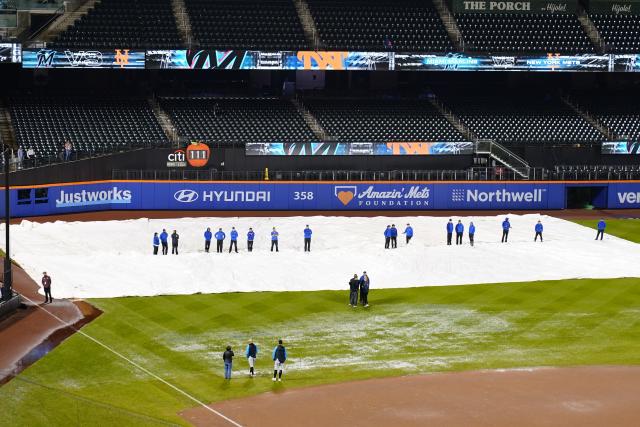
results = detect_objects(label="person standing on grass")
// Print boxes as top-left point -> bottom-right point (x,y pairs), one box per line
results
229,227 -> 239,253
247,228 -> 255,252
446,219 -> 454,245
469,221 -> 476,247
403,223 -> 413,244
455,220 -> 464,245
596,219 -> 606,240
223,346 -> 234,380
384,225 -> 391,249
215,228 -> 225,253
42,272 -> 52,304
359,271 -> 370,307
246,340 -> 258,377
271,227 -> 279,252
204,227 -> 212,253
390,224 -> 398,248
171,230 -> 179,255
272,339 -> 287,382
153,232 -> 160,255
349,274 -> 359,307
501,217 -> 511,243
535,220 -> 544,242
303,225 -> 312,252
160,229 -> 169,255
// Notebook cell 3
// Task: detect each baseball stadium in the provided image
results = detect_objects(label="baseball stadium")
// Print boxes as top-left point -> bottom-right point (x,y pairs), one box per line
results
1,0 -> 640,426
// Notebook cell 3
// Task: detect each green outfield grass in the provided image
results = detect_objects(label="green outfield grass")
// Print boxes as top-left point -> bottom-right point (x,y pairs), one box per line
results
2,278 -> 640,426
573,218 -> 640,243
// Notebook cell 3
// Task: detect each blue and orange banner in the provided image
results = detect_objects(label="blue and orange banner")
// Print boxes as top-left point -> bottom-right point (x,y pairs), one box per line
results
245,142 -> 475,156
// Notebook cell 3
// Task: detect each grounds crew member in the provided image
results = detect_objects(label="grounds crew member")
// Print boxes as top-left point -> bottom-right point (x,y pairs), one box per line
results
160,229 -> 169,255
271,227 -> 279,252
223,346 -> 234,380
246,340 -> 258,377
390,224 -> 398,248
446,219 -> 454,245
171,230 -> 180,255
42,272 -> 52,304
153,232 -> 160,255
403,223 -> 413,244
535,220 -> 543,242
272,339 -> 287,382
303,225 -> 312,252
455,220 -> 464,245
469,222 -> 476,247
204,227 -> 212,252
501,217 -> 511,243
349,274 -> 359,307
596,219 -> 606,240
247,228 -> 255,252
215,228 -> 225,253
384,225 -> 391,249
359,271 -> 370,307
229,227 -> 239,253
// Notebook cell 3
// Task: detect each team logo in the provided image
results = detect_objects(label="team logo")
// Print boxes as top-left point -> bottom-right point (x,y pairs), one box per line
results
167,149 -> 187,167
186,141 -> 210,167
114,49 -> 130,68
174,189 -> 199,203
36,49 -> 55,68
334,186 -> 357,206
65,50 -> 103,67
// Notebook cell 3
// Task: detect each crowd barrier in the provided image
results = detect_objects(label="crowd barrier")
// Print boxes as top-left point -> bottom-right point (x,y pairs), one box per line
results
3,180 -> 640,217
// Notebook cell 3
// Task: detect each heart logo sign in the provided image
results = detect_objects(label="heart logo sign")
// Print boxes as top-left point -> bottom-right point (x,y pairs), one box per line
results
334,186 -> 357,206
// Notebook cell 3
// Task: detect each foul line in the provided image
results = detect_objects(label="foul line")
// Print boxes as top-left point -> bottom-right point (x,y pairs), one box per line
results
18,293 -> 244,427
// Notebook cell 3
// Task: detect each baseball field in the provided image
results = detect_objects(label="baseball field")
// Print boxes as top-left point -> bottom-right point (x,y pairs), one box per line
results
1,218 -> 639,426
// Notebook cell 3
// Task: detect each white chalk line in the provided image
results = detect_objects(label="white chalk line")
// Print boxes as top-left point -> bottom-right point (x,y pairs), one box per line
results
18,293 -> 243,427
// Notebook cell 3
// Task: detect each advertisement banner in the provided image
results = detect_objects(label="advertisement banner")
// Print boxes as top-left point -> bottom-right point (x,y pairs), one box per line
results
607,182 -> 640,208
245,142 -> 474,156
589,0 -> 640,14
4,181 -> 583,217
450,0 -> 576,13
0,43 -> 21,63
394,52 -> 610,71
22,48 -> 145,69
601,141 -> 640,154
612,54 -> 640,72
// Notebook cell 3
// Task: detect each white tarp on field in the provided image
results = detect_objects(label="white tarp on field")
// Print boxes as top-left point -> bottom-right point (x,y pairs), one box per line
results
3,214 -> 639,298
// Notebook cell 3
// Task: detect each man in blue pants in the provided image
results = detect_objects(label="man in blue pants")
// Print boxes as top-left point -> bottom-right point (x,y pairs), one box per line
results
223,346 -> 234,380
596,219 -> 606,240
455,220 -> 464,245
304,225 -> 312,252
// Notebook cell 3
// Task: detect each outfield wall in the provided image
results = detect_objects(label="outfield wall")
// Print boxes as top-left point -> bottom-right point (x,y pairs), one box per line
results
4,180 -> 640,217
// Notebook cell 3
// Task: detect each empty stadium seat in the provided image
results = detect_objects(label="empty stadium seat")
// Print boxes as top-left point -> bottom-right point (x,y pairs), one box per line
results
590,14 -> 640,53
572,93 -> 640,141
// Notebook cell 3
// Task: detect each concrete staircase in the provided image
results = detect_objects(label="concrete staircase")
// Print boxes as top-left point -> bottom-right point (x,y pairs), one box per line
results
171,0 -> 195,48
562,96 -> 615,140
577,4 -> 606,54
431,0 -> 464,51
30,0 -> 98,45
0,99 -> 16,150
293,0 -> 321,50
148,98 -> 179,144
427,95 -> 477,141
290,97 -> 329,141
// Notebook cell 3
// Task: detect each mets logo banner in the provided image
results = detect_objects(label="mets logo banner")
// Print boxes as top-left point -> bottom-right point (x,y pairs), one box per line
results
22,49 -> 145,69
245,142 -> 474,156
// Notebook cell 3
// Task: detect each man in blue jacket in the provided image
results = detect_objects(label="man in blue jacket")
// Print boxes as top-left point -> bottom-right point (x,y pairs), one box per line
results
229,227 -> 239,253
204,227 -> 212,252
160,229 -> 169,255
384,225 -> 391,249
596,219 -> 606,240
455,220 -> 464,245
271,227 -> 279,252
153,232 -> 160,255
390,224 -> 398,248
501,217 -> 511,243
469,221 -> 476,247
534,220 -> 543,242
446,219 -> 454,245
403,223 -> 413,244
247,228 -> 255,252
246,340 -> 258,377
359,271 -> 370,307
215,228 -> 225,253
304,225 -> 312,252
272,339 -> 287,382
